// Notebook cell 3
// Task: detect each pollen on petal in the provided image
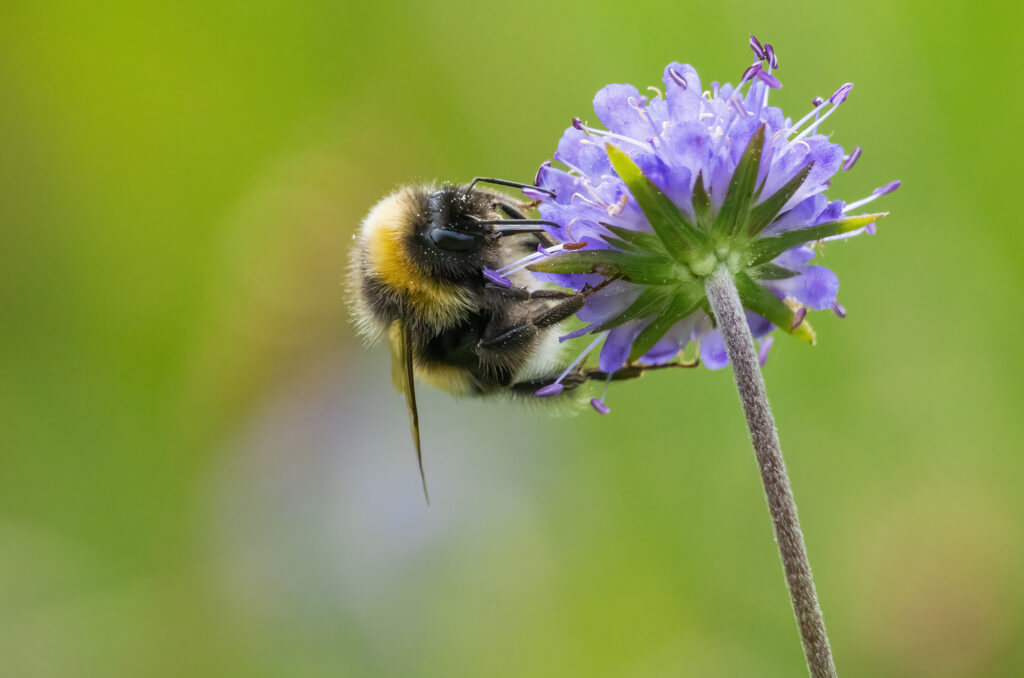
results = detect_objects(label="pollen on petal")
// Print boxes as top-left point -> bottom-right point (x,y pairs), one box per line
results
535,383 -> 564,397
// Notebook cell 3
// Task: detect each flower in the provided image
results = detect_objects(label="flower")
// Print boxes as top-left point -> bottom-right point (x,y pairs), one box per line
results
517,36 -> 898,409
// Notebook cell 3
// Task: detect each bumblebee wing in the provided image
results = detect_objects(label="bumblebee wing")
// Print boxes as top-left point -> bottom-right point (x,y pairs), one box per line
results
389,321 -> 430,504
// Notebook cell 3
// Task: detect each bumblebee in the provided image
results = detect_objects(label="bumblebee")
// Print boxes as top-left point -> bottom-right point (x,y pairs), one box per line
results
348,178 -> 647,499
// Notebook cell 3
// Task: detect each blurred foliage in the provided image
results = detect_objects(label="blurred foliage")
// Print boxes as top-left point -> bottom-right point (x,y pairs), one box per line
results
2,1 -> 1023,676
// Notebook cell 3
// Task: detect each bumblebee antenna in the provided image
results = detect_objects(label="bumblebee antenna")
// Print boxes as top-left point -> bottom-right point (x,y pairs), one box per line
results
470,218 -> 562,235
466,176 -> 556,198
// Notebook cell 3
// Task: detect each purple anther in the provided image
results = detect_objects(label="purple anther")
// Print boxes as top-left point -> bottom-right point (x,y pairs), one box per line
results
829,82 -> 854,104
535,383 -> 564,398
741,63 -> 762,83
668,68 -> 688,89
749,34 -> 766,60
764,43 -> 778,69
572,116 -> 584,130
832,301 -> 847,318
791,306 -> 807,330
758,336 -> 774,367
534,159 -> 551,186
755,68 -> 781,89
873,180 -> 901,196
482,268 -> 512,288
590,398 -> 611,415
841,146 -> 862,171
812,96 -> 825,107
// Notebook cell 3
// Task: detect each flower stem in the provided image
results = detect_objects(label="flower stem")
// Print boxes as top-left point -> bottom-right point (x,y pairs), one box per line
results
704,265 -> 838,678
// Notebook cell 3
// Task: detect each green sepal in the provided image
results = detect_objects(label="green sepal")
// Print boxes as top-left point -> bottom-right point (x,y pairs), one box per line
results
600,235 -> 641,253
527,249 -> 687,285
748,213 -> 887,266
691,171 -> 712,230
627,284 -> 705,360
744,161 -> 814,238
734,271 -> 815,343
600,222 -> 668,254
750,262 -> 800,280
594,286 -> 672,331
712,124 -> 765,237
605,144 -> 707,261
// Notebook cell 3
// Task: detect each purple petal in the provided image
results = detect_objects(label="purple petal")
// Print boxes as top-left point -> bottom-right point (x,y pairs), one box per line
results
758,336 -> 774,366
593,83 -> 650,139
700,331 -> 730,370
662,62 -> 702,122
772,265 -> 839,310
640,315 -> 699,365
598,320 -> 644,373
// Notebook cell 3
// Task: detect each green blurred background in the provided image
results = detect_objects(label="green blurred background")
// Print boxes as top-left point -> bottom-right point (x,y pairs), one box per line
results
2,1 -> 1022,676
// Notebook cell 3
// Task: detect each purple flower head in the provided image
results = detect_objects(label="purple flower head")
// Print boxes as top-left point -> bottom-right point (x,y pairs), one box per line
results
521,37 -> 898,402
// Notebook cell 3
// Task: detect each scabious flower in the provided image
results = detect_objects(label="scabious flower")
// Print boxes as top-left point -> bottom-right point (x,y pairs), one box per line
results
516,36 -> 899,410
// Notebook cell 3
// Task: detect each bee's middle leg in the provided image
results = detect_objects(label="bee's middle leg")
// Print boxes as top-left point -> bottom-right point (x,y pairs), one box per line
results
476,293 -> 586,352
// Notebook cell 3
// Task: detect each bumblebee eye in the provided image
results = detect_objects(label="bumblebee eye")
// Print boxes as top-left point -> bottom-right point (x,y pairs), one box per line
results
428,228 -> 477,253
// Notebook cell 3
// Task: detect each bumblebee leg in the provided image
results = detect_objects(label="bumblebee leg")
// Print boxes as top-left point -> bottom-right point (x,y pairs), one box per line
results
477,293 -> 586,351
581,359 -> 700,382
509,371 -> 587,394
484,284 -> 578,301
508,360 -> 697,395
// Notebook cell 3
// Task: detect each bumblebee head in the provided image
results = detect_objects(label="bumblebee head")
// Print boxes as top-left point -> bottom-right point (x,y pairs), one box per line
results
408,184 -> 504,281
353,181 -> 559,333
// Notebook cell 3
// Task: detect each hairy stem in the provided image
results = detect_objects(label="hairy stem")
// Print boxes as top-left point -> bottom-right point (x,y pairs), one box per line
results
704,265 -> 838,678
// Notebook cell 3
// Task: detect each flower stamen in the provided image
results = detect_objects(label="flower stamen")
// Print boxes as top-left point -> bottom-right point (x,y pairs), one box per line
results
841,146 -> 862,171
590,375 -> 613,414
535,333 -> 606,397
842,180 -> 901,212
